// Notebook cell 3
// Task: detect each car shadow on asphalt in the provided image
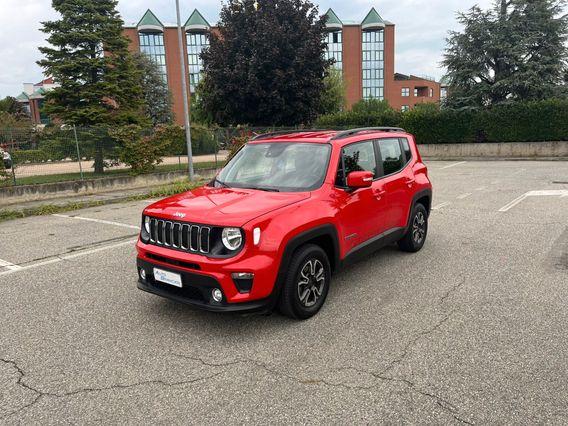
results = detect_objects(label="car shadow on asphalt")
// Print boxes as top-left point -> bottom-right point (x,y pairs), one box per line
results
137,244 -> 406,333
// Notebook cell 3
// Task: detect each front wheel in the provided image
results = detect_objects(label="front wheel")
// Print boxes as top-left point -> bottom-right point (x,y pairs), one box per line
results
278,244 -> 331,320
398,203 -> 428,252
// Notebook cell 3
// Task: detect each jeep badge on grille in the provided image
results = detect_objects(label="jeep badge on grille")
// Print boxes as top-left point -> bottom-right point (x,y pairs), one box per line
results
173,212 -> 186,219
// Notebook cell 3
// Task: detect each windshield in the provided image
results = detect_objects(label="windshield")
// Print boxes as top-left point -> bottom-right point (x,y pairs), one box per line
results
214,142 -> 331,192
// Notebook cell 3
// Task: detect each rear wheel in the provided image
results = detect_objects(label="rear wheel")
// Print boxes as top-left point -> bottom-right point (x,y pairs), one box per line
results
398,203 -> 428,252
278,244 -> 331,320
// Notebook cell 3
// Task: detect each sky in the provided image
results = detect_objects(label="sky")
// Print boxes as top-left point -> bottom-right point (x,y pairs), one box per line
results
0,0 -> 496,98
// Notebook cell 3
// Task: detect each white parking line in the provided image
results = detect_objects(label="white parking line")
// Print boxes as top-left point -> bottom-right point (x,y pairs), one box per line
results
498,194 -> 528,212
457,193 -> 472,200
440,161 -> 466,170
499,190 -> 568,212
0,259 -> 22,271
0,239 -> 137,277
53,214 -> 140,230
432,202 -> 451,211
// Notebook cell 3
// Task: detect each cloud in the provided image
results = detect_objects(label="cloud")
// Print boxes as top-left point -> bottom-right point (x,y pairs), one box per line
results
0,0 -> 495,97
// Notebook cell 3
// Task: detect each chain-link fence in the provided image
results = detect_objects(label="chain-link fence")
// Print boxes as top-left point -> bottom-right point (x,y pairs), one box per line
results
0,125 -> 308,187
0,127 -> 235,187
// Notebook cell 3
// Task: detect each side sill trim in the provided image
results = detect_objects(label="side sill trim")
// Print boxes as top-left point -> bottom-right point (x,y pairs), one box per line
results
341,227 -> 405,268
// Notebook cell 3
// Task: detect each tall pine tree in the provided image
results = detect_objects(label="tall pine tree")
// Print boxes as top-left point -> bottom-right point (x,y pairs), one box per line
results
38,0 -> 146,127
443,0 -> 568,108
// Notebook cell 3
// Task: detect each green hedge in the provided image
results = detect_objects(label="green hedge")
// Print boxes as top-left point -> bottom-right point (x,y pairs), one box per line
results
315,99 -> 568,144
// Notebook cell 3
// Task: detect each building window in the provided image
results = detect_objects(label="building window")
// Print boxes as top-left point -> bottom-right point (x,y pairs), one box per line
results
401,105 -> 409,112
429,88 -> 434,97
441,87 -> 448,99
414,88 -> 419,97
139,32 -> 167,82
325,31 -> 343,71
187,32 -> 209,93
362,30 -> 384,100
401,87 -> 410,97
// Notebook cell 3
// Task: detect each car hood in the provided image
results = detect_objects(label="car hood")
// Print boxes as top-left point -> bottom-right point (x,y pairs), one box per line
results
144,185 -> 310,227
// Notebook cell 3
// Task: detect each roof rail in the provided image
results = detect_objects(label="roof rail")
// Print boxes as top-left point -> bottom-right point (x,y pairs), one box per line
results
330,127 -> 406,140
251,129 -> 332,141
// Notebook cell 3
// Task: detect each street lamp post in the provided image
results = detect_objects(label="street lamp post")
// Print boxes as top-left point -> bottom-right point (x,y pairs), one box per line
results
175,0 -> 194,180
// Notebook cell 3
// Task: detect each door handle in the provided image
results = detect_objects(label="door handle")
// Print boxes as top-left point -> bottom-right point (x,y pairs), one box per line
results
373,189 -> 386,199
406,178 -> 416,187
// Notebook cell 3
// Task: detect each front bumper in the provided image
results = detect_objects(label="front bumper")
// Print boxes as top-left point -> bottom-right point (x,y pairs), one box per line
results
137,258 -> 274,313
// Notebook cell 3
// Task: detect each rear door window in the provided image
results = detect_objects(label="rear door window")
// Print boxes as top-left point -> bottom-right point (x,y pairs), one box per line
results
377,138 -> 404,176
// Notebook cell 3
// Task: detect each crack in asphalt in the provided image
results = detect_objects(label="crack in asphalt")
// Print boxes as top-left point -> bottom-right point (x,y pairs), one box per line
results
2,278 -> 472,423
174,353 -> 474,424
0,357 -> 223,421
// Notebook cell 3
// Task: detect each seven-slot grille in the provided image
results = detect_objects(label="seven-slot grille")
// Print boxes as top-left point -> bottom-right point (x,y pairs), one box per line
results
148,218 -> 211,254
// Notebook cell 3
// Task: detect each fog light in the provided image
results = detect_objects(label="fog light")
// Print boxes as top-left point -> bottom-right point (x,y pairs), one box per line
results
139,268 -> 146,281
212,288 -> 223,302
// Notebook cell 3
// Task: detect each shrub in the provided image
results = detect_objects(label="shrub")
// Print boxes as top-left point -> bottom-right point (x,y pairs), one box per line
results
225,129 -> 254,164
110,125 -> 170,174
0,162 -> 10,187
157,124 -> 219,156
11,149 -> 51,164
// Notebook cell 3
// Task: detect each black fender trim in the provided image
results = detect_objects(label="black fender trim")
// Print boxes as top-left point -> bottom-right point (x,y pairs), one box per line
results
412,188 -> 433,215
267,224 -> 341,309
403,188 -> 433,234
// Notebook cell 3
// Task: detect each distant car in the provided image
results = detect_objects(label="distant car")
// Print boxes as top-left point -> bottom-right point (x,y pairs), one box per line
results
1,149 -> 11,170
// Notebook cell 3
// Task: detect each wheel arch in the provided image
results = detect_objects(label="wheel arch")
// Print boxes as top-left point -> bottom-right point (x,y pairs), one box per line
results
270,224 -> 340,306
413,189 -> 432,216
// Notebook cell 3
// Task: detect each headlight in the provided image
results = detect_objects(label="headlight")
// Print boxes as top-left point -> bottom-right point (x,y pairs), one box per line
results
141,216 -> 151,243
221,227 -> 243,251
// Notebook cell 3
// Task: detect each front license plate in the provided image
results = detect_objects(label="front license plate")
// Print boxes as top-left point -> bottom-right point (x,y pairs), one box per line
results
153,268 -> 182,288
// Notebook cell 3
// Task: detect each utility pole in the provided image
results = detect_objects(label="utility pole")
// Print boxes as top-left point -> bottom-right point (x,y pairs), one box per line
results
175,0 -> 194,180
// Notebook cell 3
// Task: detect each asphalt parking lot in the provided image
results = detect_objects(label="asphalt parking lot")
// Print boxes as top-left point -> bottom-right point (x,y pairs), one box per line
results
1,160 -> 567,424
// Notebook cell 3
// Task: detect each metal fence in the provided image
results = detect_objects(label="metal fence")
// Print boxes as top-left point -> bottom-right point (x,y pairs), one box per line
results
0,126 -> 290,187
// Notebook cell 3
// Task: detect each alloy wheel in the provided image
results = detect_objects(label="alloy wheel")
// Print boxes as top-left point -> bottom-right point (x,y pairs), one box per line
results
412,211 -> 426,244
297,259 -> 325,308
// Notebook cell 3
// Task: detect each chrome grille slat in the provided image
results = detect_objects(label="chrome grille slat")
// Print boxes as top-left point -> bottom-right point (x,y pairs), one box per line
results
146,218 -> 211,254
200,227 -> 210,253
190,225 -> 199,251
150,219 -> 157,242
181,224 -> 190,249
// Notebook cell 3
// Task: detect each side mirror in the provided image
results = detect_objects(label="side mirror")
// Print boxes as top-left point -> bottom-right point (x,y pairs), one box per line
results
346,171 -> 373,189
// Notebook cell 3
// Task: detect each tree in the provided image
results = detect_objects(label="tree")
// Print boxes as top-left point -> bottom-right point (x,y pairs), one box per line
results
443,0 -> 568,108
0,97 -> 26,118
351,98 -> 393,114
200,0 -> 332,126
132,53 -> 173,126
38,0 -> 148,172
318,67 -> 346,115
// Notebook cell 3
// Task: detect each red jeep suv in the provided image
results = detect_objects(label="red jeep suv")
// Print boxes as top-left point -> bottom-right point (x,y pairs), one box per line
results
136,128 -> 432,319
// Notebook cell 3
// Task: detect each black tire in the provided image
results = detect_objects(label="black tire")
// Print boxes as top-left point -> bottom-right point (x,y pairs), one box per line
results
3,160 -> 11,170
278,244 -> 331,320
398,203 -> 428,253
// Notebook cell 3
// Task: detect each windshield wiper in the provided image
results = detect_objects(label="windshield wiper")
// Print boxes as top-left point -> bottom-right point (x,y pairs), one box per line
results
212,177 -> 231,188
245,186 -> 280,192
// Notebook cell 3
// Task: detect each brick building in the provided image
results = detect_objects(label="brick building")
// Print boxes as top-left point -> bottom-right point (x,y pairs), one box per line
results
123,7 -> 441,125
15,78 -> 59,125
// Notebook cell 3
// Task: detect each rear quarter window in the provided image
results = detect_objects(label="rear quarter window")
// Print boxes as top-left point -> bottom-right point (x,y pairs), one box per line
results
400,138 -> 412,164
